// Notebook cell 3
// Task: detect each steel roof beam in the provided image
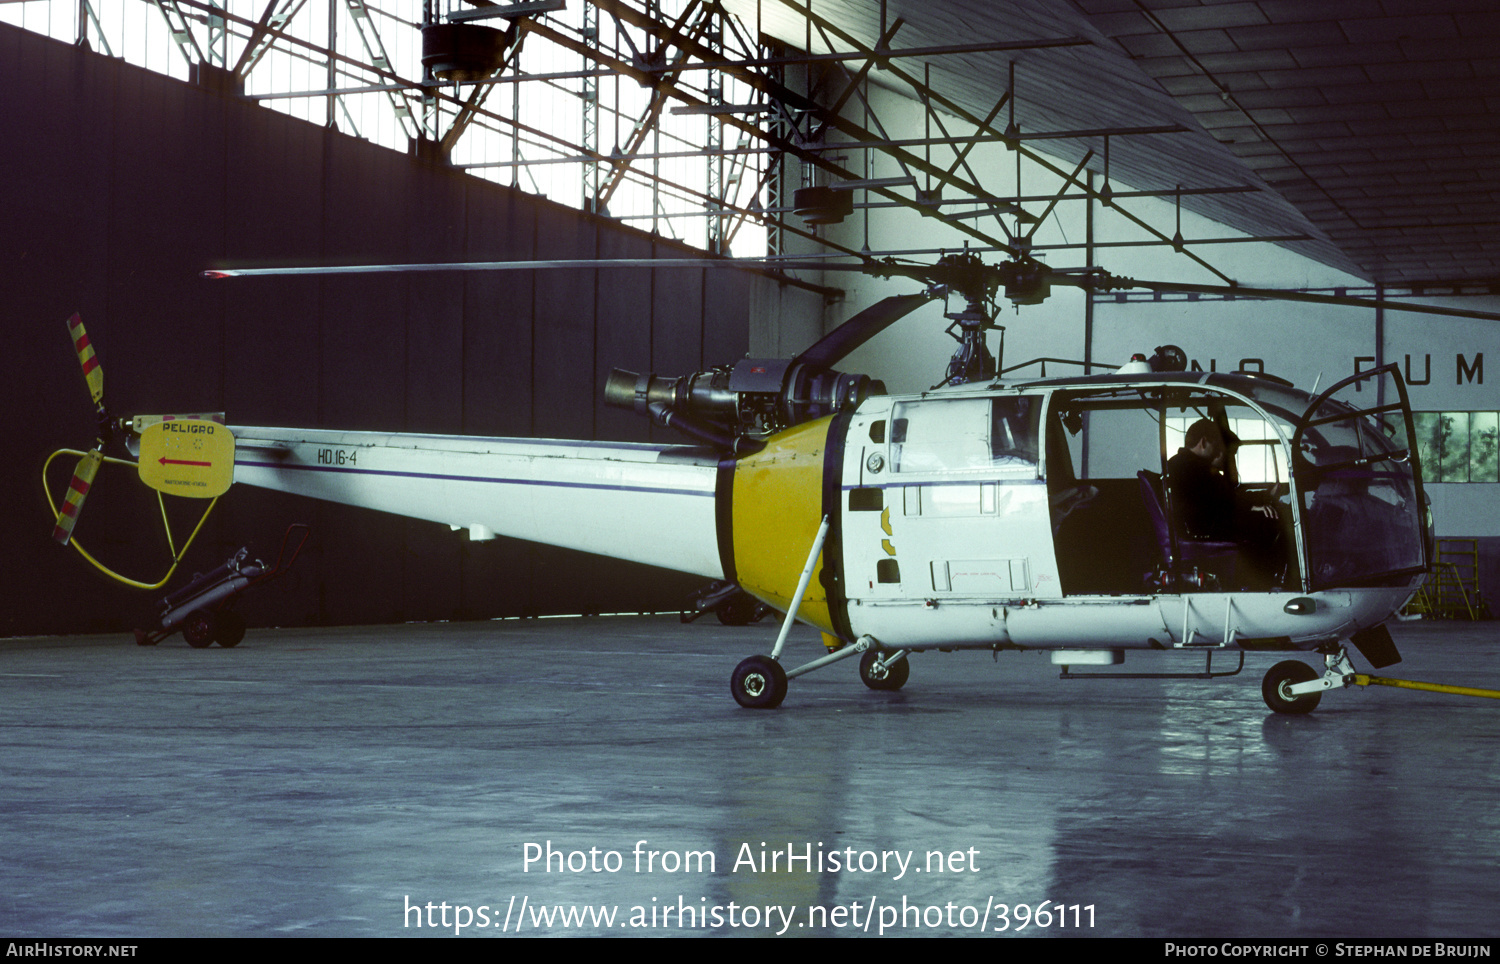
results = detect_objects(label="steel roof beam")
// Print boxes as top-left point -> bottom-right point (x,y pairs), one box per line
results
761,0 -> 1240,285
510,14 -> 872,263
588,0 -> 712,213
583,0 -> 1016,255
631,35 -> 1093,73
901,69 -> 1019,232
232,0 -> 309,80
526,10 -> 1006,255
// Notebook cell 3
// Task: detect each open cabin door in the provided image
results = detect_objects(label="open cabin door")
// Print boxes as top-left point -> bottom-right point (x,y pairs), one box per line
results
1291,364 -> 1430,590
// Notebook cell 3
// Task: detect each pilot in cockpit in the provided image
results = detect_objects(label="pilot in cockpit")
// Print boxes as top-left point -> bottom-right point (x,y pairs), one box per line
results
1168,418 -> 1289,587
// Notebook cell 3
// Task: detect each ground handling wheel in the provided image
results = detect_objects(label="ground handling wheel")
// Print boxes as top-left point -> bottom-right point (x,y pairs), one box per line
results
1262,659 -> 1322,715
213,611 -> 247,648
859,650 -> 910,691
731,655 -> 788,709
183,612 -> 215,648
716,592 -> 760,626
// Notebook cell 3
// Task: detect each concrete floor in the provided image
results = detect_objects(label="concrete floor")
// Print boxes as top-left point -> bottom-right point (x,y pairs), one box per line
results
1,615 -> 1498,938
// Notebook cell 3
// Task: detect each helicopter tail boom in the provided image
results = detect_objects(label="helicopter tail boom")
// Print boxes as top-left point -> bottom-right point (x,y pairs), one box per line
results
230,427 -> 724,578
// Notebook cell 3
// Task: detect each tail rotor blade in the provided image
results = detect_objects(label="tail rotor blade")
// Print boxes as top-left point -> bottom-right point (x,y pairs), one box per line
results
67,313 -> 105,410
52,448 -> 103,546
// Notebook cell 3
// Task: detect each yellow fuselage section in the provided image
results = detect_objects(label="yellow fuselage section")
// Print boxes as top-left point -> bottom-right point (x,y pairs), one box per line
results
730,417 -> 835,633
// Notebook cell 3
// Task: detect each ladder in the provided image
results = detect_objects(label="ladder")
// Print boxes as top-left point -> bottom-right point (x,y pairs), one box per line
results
1407,538 -> 1482,619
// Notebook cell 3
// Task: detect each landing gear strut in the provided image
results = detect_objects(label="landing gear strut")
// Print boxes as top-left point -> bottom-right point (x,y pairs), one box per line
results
1261,644 -> 1358,715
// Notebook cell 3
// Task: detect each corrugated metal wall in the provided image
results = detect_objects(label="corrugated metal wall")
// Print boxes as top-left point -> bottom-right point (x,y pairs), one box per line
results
1,22 -> 808,636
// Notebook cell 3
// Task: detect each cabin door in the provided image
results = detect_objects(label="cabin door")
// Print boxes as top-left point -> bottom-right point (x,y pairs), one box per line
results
1291,364 -> 1430,590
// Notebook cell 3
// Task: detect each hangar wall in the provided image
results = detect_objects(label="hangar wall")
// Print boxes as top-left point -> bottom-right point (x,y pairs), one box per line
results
0,22 -> 821,637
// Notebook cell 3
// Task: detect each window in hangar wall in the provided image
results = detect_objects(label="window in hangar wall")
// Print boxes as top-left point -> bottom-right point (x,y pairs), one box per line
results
0,0 -> 771,257
1415,412 -> 1500,483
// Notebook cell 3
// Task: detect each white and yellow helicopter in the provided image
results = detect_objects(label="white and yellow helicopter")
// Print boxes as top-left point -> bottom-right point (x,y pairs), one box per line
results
52,251 -> 1453,712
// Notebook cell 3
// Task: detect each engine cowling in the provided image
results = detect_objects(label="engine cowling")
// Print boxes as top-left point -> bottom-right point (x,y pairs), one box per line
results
604,358 -> 877,446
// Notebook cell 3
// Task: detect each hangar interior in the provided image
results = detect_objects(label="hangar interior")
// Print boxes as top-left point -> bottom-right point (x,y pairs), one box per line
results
6,0 -> 1500,941
4,0 -> 1500,630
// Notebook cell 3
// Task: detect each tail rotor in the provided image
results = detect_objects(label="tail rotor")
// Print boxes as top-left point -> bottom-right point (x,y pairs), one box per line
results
53,314 -> 112,545
48,313 -> 236,590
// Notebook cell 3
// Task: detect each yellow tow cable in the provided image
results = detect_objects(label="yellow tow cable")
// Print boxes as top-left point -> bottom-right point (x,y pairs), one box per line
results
44,448 -> 220,591
1352,674 -> 1500,702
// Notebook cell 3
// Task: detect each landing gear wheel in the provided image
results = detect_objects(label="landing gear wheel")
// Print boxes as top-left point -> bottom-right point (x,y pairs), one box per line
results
1262,660 -> 1322,715
731,655 -> 787,709
213,611 -> 246,648
859,650 -> 910,691
183,612 -> 214,648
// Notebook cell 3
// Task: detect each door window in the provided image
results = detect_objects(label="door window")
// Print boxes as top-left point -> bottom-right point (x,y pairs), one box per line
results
1293,366 -> 1428,589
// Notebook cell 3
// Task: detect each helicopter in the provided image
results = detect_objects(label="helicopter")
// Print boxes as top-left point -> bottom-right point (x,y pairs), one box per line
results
51,250 -> 1458,712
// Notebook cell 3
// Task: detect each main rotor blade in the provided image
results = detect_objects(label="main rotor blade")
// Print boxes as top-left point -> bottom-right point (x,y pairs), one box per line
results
793,293 -> 937,372
52,448 -> 102,546
202,258 -> 892,279
1067,275 -> 1500,323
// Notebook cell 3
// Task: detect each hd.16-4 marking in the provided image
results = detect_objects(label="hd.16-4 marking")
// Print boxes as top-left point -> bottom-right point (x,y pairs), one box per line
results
316,448 -> 358,466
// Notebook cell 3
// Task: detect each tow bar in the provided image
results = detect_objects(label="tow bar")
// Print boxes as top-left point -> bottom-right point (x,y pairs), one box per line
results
1352,674 -> 1500,702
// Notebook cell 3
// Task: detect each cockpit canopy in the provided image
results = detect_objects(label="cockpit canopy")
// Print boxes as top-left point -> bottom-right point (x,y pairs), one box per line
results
967,366 -> 1429,593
